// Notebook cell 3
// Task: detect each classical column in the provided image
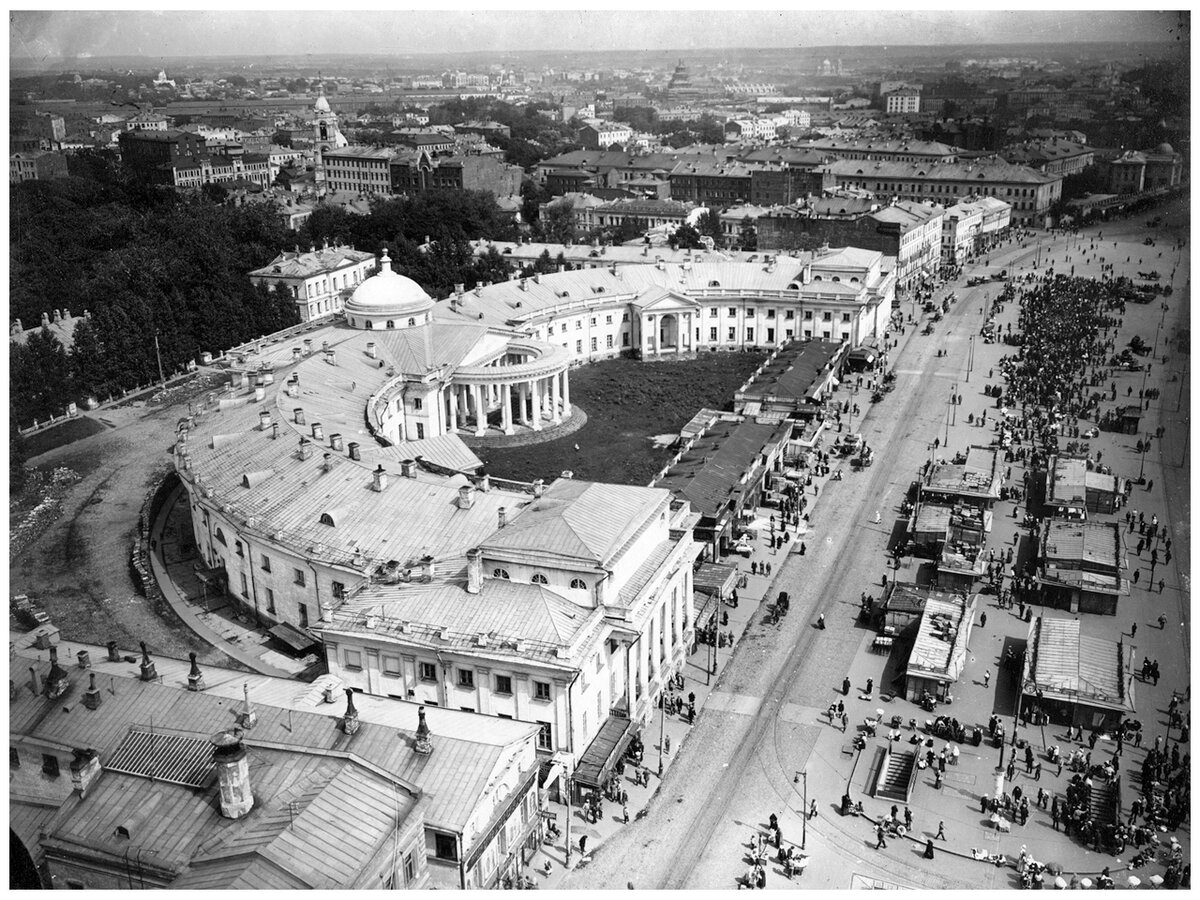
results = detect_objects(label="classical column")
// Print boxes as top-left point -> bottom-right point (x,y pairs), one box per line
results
518,382 -> 530,426
671,587 -> 683,663
637,632 -> 650,712
474,384 -> 487,437
501,383 -> 513,435
550,372 -> 562,423
530,378 -> 542,431
447,386 -> 458,433
561,369 -> 571,415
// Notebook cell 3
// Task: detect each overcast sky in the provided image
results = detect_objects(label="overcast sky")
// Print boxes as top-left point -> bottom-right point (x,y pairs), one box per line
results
9,9 -> 1185,61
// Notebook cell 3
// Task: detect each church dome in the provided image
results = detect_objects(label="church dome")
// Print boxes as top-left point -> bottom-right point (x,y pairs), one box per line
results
345,250 -> 434,326
1156,142 -> 1174,155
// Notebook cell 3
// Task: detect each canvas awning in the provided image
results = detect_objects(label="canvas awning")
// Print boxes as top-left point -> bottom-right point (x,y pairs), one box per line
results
269,622 -> 316,653
573,715 -> 639,789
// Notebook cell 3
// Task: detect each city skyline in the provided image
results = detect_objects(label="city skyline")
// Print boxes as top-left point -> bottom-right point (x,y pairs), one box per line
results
10,9 -> 1186,62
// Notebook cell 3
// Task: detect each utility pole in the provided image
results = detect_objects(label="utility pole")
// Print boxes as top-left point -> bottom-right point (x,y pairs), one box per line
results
565,774 -> 572,867
795,770 -> 809,849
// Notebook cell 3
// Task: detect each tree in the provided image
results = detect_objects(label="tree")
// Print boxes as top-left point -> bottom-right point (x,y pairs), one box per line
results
520,180 -> 548,225
737,218 -> 758,251
542,198 -> 576,244
695,210 -> 723,246
669,222 -> 703,250
10,413 -> 27,494
271,130 -> 293,148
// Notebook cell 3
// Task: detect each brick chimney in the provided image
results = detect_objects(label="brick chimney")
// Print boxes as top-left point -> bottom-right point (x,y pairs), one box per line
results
341,688 -> 360,735
138,642 -> 157,682
400,459 -> 418,478
69,748 -> 102,797
238,683 -> 258,730
211,729 -> 254,819
497,507 -> 507,528
82,672 -> 102,710
106,640 -> 120,662
46,647 -> 70,699
456,485 -> 474,509
372,465 -> 388,492
348,442 -> 361,461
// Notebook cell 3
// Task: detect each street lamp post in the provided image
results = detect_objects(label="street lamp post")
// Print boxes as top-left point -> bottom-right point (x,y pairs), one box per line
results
795,770 -> 809,849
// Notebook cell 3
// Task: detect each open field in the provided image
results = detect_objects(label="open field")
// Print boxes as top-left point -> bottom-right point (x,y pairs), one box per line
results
475,351 -> 768,485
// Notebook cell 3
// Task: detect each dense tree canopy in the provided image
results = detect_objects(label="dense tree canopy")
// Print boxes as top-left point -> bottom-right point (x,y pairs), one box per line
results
10,158 -> 520,427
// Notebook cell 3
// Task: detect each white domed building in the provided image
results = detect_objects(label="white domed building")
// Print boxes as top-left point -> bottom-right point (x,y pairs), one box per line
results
343,250 -> 435,331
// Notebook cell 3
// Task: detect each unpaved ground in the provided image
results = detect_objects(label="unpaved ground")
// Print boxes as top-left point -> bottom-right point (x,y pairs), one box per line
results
9,372 -> 235,664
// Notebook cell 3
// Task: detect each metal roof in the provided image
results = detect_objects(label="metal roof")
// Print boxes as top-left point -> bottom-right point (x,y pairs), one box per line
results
106,728 -> 215,788
1023,617 -> 1134,712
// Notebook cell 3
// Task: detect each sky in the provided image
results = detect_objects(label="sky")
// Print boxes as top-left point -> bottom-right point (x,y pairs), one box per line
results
8,8 -> 1186,61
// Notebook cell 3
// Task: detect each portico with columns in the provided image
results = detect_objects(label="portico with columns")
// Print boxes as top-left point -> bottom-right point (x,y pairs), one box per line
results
632,289 -> 701,358
449,340 -> 572,437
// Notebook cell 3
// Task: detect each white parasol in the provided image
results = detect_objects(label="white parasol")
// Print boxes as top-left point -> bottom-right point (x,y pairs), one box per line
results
1079,878 -> 1093,889
1127,875 -> 1141,888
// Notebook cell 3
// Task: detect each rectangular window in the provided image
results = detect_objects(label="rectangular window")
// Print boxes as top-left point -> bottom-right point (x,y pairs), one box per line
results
413,397 -> 423,410
606,334 -> 614,349
261,554 -> 271,573
766,309 -> 775,318
42,754 -> 59,777
266,588 -> 275,614
299,603 -> 309,628
727,307 -> 737,316
785,309 -> 795,319
605,314 -> 613,325
842,313 -> 852,322
332,581 -> 345,600
382,654 -> 401,676
708,307 -> 718,317
803,310 -> 813,320
590,337 -> 597,352
767,328 -> 775,343
589,317 -> 596,327
404,854 -> 415,885
235,541 -> 244,558
709,326 -> 718,342
622,312 -> 629,322
576,340 -> 582,353
344,649 -> 363,671
727,327 -> 735,341
416,423 -> 425,439
575,319 -> 582,330
534,681 -> 551,701
547,324 -> 554,335
622,333 -> 629,346
458,668 -> 475,688
822,311 -> 832,321
495,674 -> 513,695
434,832 -> 459,861
537,721 -> 553,750
240,573 -> 249,598
746,328 -> 754,342
419,662 -> 437,682
294,568 -> 306,587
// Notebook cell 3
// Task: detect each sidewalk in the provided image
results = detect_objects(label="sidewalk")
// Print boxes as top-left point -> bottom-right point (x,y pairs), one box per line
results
149,484 -> 306,679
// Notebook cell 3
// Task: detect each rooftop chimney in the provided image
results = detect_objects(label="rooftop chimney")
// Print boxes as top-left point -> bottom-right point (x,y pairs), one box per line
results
70,748 -> 102,797
259,410 -> 272,431
497,507 -> 507,529
211,729 -> 254,819
330,433 -> 344,452
28,666 -> 40,698
466,548 -> 483,594
187,652 -> 206,691
372,465 -> 388,492
323,452 -> 334,473
400,459 -> 418,478
106,640 -> 120,662
82,672 -> 102,710
421,554 -> 436,582
341,688 -> 360,735
413,706 -> 433,755
456,485 -> 474,510
298,438 -> 313,461
348,442 -> 361,461
311,422 -> 324,441
532,479 -> 545,498
45,646 -> 70,698
294,407 -> 306,425
138,642 -> 156,682
271,422 -> 280,440
238,683 -> 258,730
76,650 -> 91,669
366,341 -> 377,359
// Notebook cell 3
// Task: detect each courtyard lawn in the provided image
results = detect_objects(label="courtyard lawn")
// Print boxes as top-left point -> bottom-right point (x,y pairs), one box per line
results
476,351 -> 768,486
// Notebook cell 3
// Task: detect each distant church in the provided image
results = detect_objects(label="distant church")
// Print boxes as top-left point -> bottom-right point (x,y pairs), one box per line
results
311,83 -> 348,197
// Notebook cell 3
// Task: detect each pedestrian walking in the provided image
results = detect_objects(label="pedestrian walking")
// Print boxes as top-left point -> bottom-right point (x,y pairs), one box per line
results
875,823 -> 887,849
904,806 -> 913,831
934,770 -> 943,790
1133,569 -> 1141,585
843,677 -> 851,696
936,820 -> 946,841
1035,761 -> 1042,781
1158,579 -> 1165,594
1159,614 -> 1168,629
980,611 -> 987,628
1131,622 -> 1138,638
623,805 -> 629,824
1051,797 -> 1060,831
984,670 -> 991,688
579,835 -> 588,856
865,678 -> 873,695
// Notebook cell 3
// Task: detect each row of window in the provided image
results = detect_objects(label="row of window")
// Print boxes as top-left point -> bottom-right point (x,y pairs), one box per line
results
344,649 -> 555,700
492,569 -> 587,590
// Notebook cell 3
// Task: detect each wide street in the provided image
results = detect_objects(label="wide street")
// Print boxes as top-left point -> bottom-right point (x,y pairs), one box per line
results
565,199 -> 1190,890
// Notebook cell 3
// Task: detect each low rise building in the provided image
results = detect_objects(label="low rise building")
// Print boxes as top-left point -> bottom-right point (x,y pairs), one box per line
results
390,151 -> 522,198
10,149 -> 68,183
578,119 -> 634,150
732,338 -> 845,420
10,627 -> 543,890
921,446 -> 1002,530
1019,616 -> 1135,732
1001,139 -> 1095,177
883,88 -> 921,115
1108,144 -> 1183,195
323,145 -> 396,195
941,197 -> 1016,264
1036,520 -> 1129,616
248,242 -> 377,321
1043,455 -> 1124,517
903,591 -> 976,703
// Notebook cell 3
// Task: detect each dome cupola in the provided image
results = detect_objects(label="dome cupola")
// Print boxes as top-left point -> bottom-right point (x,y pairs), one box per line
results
344,250 -> 434,330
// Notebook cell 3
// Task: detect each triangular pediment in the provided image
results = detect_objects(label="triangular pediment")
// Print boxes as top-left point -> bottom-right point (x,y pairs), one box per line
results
631,287 -> 702,312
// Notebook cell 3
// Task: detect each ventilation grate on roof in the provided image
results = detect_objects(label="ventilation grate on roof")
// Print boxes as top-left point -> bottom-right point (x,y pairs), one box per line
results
107,728 -> 215,788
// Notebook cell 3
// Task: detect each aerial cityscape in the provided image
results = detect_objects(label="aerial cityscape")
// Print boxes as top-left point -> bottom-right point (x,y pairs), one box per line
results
8,9 -> 1190,891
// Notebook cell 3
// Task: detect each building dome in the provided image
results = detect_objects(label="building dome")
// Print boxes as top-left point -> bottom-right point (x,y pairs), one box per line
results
314,92 -> 331,113
344,250 -> 434,327
1156,142 -> 1174,155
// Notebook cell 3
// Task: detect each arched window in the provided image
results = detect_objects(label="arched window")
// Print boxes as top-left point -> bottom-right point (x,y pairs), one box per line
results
531,573 -> 548,584
787,282 -> 801,290
850,277 -> 860,284
365,320 -> 374,329
386,320 -> 395,329
408,318 -> 415,327
319,513 -> 335,527
215,528 -> 227,546
570,578 -> 587,590
831,276 -> 840,283
493,568 -> 510,580
812,275 -> 823,281
708,280 -> 721,287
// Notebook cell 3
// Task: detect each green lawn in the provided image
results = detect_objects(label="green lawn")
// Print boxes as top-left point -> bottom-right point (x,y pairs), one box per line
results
22,416 -> 109,459
476,352 -> 768,486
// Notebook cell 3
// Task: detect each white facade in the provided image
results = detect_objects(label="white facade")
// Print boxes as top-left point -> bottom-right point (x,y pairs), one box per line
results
884,90 -> 921,114
324,146 -> 396,195
248,244 -> 376,321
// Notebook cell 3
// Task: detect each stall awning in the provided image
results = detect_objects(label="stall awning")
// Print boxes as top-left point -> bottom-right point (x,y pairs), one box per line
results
269,622 -> 316,653
693,562 -> 738,599
573,715 -> 638,789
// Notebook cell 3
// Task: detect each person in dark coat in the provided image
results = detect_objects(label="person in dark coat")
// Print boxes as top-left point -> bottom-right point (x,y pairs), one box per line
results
843,677 -> 851,696
924,839 -> 935,859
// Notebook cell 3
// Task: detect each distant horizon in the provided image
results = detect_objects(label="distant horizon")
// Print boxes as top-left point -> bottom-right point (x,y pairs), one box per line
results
10,10 -> 1186,62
